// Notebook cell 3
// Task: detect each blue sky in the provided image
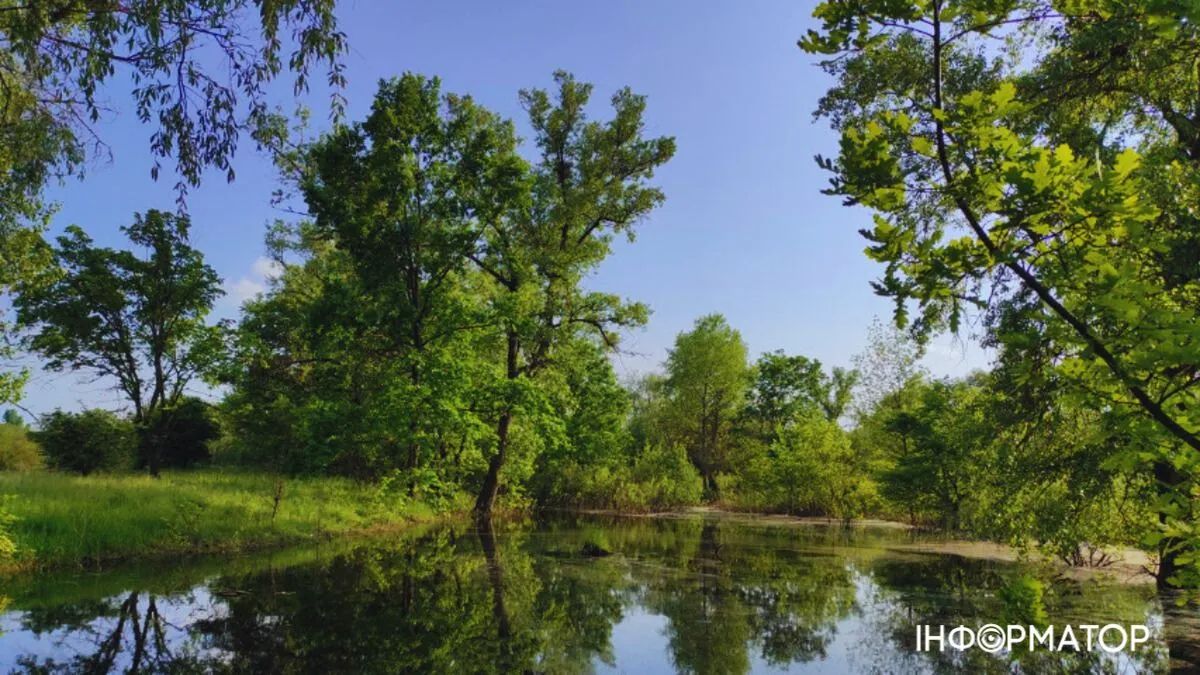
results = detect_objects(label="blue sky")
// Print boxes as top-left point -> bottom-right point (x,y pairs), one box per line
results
18,0 -> 990,416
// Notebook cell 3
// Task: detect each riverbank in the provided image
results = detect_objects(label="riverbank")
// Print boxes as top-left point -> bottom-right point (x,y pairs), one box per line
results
2,475 -> 1157,586
0,470 -> 467,574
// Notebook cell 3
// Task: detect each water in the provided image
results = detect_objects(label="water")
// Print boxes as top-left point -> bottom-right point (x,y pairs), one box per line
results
1,513 -> 1196,673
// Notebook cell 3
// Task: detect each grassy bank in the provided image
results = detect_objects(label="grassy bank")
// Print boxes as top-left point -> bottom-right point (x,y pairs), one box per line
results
0,470 -> 466,573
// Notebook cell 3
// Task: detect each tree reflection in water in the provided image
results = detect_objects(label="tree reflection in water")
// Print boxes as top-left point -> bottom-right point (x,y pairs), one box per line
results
0,515 -> 1186,674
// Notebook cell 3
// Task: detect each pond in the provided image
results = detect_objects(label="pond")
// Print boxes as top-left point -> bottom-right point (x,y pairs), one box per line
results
1,513 -> 1197,673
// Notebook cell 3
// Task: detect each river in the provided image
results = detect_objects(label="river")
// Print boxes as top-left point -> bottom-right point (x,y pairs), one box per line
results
1,513 -> 1196,673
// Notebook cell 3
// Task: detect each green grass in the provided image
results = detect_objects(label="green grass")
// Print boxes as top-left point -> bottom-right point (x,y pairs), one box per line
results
0,469 -> 467,572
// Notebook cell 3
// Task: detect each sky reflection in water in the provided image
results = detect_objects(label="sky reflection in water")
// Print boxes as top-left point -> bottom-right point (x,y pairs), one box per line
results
0,514 -> 1192,673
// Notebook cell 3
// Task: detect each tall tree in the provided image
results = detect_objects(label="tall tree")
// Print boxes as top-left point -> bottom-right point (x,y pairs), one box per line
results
16,210 -> 224,475
802,0 -> 1200,586
470,71 -> 674,515
299,74 -> 525,478
664,314 -> 749,494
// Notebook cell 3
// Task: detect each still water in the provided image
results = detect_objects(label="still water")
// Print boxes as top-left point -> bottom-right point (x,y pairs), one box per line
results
1,513 -> 1197,673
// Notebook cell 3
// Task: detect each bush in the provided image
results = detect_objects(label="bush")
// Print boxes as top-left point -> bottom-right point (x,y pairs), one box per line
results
624,443 -> 704,509
725,413 -> 877,518
0,424 -> 43,471
36,409 -> 136,475
538,444 -> 704,512
142,397 -> 220,469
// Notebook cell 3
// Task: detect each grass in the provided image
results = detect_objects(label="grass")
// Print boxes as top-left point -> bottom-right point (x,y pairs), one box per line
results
0,469 -> 468,573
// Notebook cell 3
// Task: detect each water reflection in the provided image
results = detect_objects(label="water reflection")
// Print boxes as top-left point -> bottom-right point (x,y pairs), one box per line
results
0,514 -> 1189,673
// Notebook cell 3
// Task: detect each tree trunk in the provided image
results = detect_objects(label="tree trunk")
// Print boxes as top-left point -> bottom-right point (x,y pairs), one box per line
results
1154,459 -> 1189,590
407,361 -> 421,497
141,426 -> 162,478
475,330 -> 519,517
474,411 -> 511,516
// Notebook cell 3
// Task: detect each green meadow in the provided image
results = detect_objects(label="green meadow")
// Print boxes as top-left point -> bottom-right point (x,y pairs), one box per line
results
0,470 -> 461,572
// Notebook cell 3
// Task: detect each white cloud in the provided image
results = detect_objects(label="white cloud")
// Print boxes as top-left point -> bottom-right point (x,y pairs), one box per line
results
222,256 -> 282,308
227,277 -> 267,305
251,256 -> 283,281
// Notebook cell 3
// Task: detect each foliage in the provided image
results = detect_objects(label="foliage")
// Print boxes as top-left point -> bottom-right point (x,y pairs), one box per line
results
35,409 -> 136,476
661,314 -> 749,494
227,71 -> 674,516
726,412 -> 874,519
0,422 -> 43,472
999,575 -> 1048,628
542,444 -> 703,512
802,0 -> 1200,586
742,350 -> 823,436
17,210 -> 226,474
743,350 -> 859,435
627,444 -> 705,509
876,378 -> 990,531
465,71 -> 674,514
0,499 -> 14,562
297,73 -> 524,478
0,0 -> 345,402
142,397 -> 220,469
1,0 -> 345,189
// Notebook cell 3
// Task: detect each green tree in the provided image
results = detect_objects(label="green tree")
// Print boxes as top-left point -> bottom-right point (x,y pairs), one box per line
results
223,231 -> 418,477
743,351 -> 822,437
0,1 -> 346,403
663,314 -> 749,494
17,210 -> 225,475
877,378 -> 990,531
470,72 -> 674,515
734,411 -> 872,518
803,0 -> 1200,586
298,74 -> 525,479
816,366 -> 858,422
744,350 -> 858,433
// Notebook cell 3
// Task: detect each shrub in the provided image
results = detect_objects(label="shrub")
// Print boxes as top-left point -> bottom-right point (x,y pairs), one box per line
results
726,413 -> 877,518
625,443 -> 704,509
0,424 -> 43,471
142,397 -> 220,469
36,409 -> 136,475
539,444 -> 704,512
